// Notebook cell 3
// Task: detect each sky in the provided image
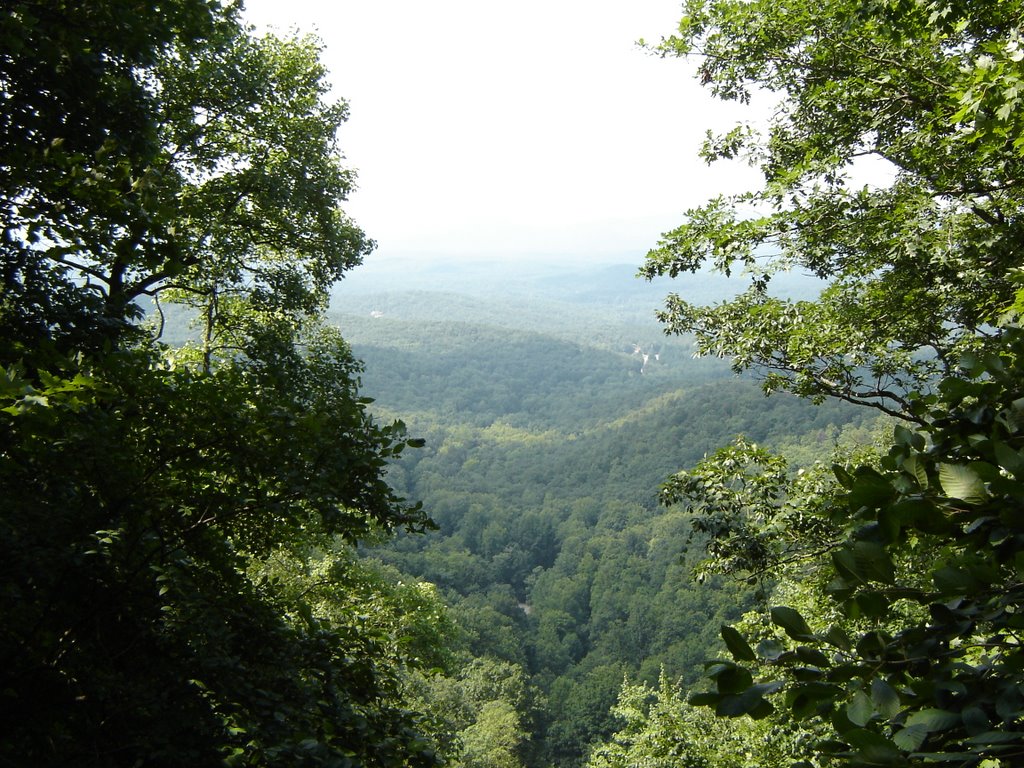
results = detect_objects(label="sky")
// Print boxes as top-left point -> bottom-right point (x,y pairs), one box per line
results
242,0 -> 764,265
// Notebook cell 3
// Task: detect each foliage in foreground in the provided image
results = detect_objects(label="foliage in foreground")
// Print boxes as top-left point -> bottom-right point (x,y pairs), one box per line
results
694,327 -> 1024,767
0,1 -> 442,765
636,0 -> 1024,765
642,0 -> 1024,422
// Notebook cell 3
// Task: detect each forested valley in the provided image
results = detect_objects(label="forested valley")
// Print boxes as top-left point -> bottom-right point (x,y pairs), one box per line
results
4,1 -> 1024,767
326,259 -> 875,767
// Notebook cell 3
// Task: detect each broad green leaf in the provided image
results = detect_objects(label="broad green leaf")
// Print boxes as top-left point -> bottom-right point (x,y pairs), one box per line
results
904,708 -> 960,733
793,667 -> 826,682
909,754 -> 989,762
771,606 -> 814,640
796,646 -> 831,667
852,541 -> 896,584
833,549 -> 862,584
688,691 -> 722,707
871,679 -> 901,720
848,470 -> 897,511
933,566 -> 979,594
961,705 -> 990,735
854,591 -> 890,619
715,694 -> 753,718
901,454 -> 928,488
856,631 -> 891,658
883,498 -> 949,536
994,440 -> 1024,478
710,663 -> 754,694
893,425 -> 925,451
715,681 -> 783,718
815,740 -> 850,755
834,464 -> 856,489
843,728 -> 905,766
721,624 -> 756,662
965,730 -> 1021,745
747,696 -> 775,720
938,463 -> 988,503
893,723 -> 928,752
823,626 -> 852,651
786,682 -> 843,713
758,638 -> 787,660
847,690 -> 873,727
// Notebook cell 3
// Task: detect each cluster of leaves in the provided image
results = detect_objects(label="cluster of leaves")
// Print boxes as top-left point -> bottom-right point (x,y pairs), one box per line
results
694,328 -> 1024,766
659,437 -> 839,585
405,657 -> 541,768
640,0 -> 1024,421
588,672 -> 802,768
2,0 -> 371,362
0,342 -> 437,766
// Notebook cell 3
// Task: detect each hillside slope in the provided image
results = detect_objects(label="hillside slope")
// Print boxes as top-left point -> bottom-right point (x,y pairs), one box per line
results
324,257 -> 869,767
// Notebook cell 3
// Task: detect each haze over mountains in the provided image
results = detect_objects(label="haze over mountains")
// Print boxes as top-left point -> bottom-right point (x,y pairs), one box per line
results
331,253 -> 820,321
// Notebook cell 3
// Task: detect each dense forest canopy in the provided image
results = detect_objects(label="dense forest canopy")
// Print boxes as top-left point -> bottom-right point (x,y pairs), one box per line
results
326,254 -> 877,768
5,0 -> 1024,767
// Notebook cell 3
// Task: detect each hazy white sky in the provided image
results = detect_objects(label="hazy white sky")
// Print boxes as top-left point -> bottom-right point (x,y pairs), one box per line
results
243,0 -> 762,263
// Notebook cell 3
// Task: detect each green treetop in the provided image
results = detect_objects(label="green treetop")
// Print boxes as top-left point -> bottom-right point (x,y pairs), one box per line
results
641,0 -> 1024,421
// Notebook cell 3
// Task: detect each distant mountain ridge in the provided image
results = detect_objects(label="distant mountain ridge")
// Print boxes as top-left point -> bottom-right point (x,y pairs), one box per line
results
333,255 -> 822,309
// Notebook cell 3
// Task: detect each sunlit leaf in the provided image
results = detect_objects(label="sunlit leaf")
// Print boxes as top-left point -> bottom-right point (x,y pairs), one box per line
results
938,464 -> 988,503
